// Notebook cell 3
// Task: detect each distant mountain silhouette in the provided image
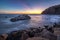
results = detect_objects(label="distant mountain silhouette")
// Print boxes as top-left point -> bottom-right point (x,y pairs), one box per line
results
42,5 -> 60,14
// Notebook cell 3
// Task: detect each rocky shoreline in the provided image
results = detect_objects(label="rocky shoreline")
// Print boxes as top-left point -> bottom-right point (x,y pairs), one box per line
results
0,23 -> 60,40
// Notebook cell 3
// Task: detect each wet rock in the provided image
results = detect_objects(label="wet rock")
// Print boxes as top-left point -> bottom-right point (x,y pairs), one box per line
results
0,26 -> 57,40
40,28 -> 57,40
44,25 -> 48,29
6,31 -> 23,40
21,31 -> 29,40
53,23 -> 60,28
53,23 -> 57,27
10,14 -> 31,22
0,34 -> 8,40
44,25 -> 54,33
27,30 -> 35,38
47,27 -> 54,33
49,33 -> 57,40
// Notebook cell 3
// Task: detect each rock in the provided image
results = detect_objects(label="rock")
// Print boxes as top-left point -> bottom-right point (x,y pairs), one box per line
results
10,14 -> 31,22
44,25 -> 48,29
0,27 -> 57,40
26,37 -> 49,40
21,31 -> 29,40
53,23 -> 57,27
42,5 -> 60,14
40,28 -> 57,40
53,23 -> 60,28
27,30 -> 35,38
0,34 -> 8,40
44,25 -> 54,33
47,27 -> 54,33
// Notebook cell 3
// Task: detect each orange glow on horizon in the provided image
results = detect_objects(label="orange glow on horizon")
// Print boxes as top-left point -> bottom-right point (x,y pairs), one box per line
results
0,9 -> 43,14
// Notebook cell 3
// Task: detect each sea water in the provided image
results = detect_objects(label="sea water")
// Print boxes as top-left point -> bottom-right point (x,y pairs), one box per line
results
0,14 -> 60,34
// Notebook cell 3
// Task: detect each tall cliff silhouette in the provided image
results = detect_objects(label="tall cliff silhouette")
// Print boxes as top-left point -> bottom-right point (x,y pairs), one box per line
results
42,5 -> 60,14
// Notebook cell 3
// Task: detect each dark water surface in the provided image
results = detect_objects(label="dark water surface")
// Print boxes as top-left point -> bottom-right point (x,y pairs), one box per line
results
0,14 -> 60,34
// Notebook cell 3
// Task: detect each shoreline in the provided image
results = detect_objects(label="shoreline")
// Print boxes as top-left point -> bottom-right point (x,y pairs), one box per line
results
0,23 -> 60,40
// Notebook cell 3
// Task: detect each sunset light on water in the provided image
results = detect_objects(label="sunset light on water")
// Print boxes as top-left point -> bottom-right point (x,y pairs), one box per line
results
0,0 -> 60,40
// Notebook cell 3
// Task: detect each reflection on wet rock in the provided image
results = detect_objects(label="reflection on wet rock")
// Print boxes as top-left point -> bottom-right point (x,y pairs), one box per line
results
10,14 -> 31,22
0,26 -> 58,40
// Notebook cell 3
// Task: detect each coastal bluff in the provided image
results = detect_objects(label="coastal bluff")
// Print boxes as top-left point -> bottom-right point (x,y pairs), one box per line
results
42,5 -> 60,14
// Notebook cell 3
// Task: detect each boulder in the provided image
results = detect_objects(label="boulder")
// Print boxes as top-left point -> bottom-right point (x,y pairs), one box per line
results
44,25 -> 54,33
21,31 -> 29,40
10,14 -> 31,22
6,31 -> 23,40
40,28 -> 57,40
0,34 -> 8,40
53,23 -> 60,28
42,5 -> 60,14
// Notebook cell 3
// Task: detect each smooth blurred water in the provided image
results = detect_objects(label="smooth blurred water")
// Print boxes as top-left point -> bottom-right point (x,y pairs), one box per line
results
0,14 -> 60,34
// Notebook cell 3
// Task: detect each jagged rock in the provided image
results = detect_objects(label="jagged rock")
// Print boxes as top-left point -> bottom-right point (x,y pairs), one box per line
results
27,31 -> 35,38
0,27 -> 57,40
21,31 -> 29,40
10,14 -> 31,22
40,28 -> 57,40
53,23 -> 60,28
0,34 -> 8,40
6,31 -> 23,40
42,5 -> 60,14
44,25 -> 54,33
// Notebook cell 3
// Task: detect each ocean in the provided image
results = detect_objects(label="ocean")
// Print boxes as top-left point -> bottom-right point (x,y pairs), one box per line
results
0,14 -> 60,34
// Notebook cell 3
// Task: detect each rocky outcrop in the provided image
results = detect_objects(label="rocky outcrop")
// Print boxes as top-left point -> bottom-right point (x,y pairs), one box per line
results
2,23 -> 60,40
0,26 -> 57,40
0,34 -> 8,40
10,14 -> 31,22
42,5 -> 60,14
44,25 -> 54,33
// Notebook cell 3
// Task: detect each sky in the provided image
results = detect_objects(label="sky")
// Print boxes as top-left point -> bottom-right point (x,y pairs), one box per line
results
0,0 -> 60,14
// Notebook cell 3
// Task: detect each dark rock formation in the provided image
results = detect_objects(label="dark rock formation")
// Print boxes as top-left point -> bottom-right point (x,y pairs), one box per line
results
0,26 -> 58,40
44,25 -> 54,33
0,34 -> 8,40
42,5 -> 60,14
40,28 -> 57,40
10,14 -> 31,22
53,23 -> 60,28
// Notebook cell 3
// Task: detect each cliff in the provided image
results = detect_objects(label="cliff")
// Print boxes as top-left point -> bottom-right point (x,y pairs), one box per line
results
42,5 -> 60,14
